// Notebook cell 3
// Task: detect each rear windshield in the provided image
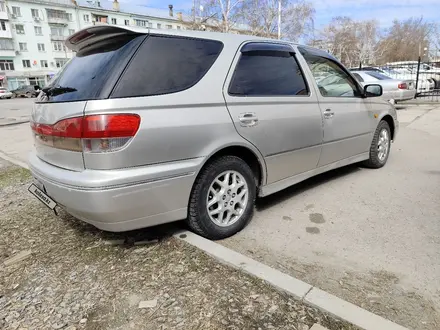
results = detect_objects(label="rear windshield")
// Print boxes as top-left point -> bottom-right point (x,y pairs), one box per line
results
366,71 -> 392,80
39,34 -> 145,103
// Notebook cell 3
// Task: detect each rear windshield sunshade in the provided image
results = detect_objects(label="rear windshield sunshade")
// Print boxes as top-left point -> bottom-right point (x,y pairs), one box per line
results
39,34 -> 145,103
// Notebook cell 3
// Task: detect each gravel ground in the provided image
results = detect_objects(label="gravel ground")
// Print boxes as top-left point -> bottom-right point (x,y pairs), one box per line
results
0,160 -> 356,330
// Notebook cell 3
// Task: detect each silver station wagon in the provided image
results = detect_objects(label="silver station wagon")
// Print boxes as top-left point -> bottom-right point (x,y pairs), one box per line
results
28,26 -> 398,240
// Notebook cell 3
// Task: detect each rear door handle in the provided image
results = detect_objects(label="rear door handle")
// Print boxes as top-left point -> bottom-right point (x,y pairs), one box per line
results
239,112 -> 259,127
323,109 -> 334,119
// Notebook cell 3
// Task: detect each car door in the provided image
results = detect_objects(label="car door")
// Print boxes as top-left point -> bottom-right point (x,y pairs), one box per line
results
223,42 -> 323,184
298,47 -> 372,167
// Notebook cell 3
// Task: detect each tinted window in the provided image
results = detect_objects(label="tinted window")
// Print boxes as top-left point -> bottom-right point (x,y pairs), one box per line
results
366,71 -> 392,80
352,73 -> 364,82
111,36 -> 223,98
229,51 -> 308,96
40,35 -> 145,103
300,51 -> 361,97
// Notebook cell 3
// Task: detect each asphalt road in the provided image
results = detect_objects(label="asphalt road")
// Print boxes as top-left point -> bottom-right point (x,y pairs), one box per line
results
221,105 -> 440,329
0,97 -> 34,126
0,99 -> 439,329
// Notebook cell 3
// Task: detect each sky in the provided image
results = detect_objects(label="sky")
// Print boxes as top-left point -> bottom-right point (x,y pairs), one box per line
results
131,0 -> 439,29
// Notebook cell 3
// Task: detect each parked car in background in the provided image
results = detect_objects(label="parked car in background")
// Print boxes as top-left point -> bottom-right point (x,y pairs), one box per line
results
0,87 -> 13,99
11,85 -> 41,98
351,70 -> 416,103
28,26 -> 398,240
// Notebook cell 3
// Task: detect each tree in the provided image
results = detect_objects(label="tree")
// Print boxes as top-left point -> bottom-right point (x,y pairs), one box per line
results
241,0 -> 315,40
379,17 -> 434,63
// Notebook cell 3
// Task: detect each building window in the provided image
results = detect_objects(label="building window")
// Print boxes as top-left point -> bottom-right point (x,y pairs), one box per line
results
68,13 -> 73,21
0,3 -> 5,12
166,24 -> 172,29
0,21 -> 6,31
69,29 -> 75,35
148,22 -> 152,28
92,14 -> 107,23
37,43 -> 45,52
22,60 -> 31,68
111,18 -> 117,24
19,42 -> 27,51
157,23 -> 161,29
41,60 -> 48,68
52,41 -> 66,52
177,26 -> 181,30
34,26 -> 42,35
0,60 -> 14,71
15,24 -> 25,34
134,19 -> 147,27
0,39 -> 14,50
124,19 -> 129,26
83,14 -> 90,22
55,58 -> 68,68
31,9 -> 39,18
12,7 -> 21,17
50,27 -> 64,36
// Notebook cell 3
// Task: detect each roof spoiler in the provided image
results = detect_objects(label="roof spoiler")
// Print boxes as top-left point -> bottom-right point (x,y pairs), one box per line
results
66,25 -> 145,52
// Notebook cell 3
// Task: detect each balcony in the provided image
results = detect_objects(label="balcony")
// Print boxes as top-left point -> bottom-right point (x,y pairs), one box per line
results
47,16 -> 69,25
0,29 -> 12,39
50,34 -> 66,41
0,49 -> 16,57
0,11 -> 8,20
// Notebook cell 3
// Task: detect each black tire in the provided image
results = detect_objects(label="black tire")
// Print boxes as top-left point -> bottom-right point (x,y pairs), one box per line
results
187,155 -> 256,240
362,120 -> 391,169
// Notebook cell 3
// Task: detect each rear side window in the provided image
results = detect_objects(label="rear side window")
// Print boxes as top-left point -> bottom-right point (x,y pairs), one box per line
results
111,36 -> 223,98
229,51 -> 308,96
40,35 -> 145,103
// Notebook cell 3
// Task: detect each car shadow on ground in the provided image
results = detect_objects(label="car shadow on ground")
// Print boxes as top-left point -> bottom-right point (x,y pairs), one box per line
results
59,164 -> 362,243
256,164 -> 361,211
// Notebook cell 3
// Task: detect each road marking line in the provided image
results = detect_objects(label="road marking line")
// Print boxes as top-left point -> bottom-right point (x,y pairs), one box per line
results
176,230 -> 408,330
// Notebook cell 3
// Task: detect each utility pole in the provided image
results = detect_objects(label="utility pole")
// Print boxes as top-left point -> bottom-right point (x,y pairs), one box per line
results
277,0 -> 281,39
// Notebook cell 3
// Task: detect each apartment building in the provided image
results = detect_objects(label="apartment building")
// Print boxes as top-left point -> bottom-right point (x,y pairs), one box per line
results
0,0 -> 185,89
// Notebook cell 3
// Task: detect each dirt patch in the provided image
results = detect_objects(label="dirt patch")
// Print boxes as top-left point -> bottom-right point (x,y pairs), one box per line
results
0,164 -> 355,330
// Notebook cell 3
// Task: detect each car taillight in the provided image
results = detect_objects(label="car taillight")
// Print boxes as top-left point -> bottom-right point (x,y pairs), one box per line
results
398,83 -> 407,90
30,114 -> 140,153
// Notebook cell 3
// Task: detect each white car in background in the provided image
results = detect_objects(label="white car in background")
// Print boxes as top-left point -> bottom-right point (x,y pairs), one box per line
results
382,67 -> 435,93
351,70 -> 416,103
0,87 -> 13,99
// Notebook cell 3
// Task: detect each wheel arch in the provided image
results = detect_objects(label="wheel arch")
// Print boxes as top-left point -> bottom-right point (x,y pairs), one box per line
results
380,114 -> 395,140
196,143 -> 267,189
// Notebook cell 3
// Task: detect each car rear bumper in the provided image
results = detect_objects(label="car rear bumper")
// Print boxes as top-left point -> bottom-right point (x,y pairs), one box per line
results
395,89 -> 416,101
28,151 -> 203,231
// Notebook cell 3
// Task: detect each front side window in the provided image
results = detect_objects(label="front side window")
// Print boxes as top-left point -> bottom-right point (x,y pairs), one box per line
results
229,47 -> 308,96
111,36 -> 223,98
352,73 -> 364,82
299,49 -> 361,97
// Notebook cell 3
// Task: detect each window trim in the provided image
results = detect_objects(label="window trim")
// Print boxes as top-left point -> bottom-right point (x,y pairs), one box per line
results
298,47 -> 364,98
227,42 -> 310,98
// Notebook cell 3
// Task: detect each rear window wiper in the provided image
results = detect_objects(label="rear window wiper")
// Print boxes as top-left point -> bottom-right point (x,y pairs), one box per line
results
42,85 -> 77,97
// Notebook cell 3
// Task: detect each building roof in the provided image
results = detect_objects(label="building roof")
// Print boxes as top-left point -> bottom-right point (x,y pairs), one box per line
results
76,0 -> 179,21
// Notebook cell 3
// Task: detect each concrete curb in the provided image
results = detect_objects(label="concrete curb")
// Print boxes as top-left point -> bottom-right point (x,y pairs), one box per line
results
175,230 -> 408,330
0,150 -> 29,169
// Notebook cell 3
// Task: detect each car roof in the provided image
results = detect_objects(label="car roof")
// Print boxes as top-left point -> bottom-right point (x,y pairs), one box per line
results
66,25 -> 300,52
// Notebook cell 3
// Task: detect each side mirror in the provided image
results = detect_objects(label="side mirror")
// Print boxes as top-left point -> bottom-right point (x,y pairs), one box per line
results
364,84 -> 383,97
